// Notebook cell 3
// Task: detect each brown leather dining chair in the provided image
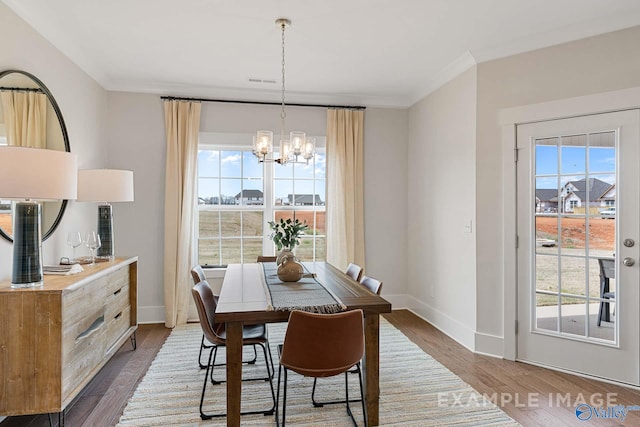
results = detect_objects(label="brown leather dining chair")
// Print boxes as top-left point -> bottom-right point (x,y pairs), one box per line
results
276,309 -> 367,427
191,265 -> 219,369
191,265 -> 261,369
310,274 -> 381,411
360,275 -> 383,295
257,255 -> 278,263
192,280 -> 276,419
345,263 -> 363,282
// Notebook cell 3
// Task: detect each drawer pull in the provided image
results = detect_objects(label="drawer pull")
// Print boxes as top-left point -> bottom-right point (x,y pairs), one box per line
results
114,288 -> 122,296
76,315 -> 105,340
114,312 -> 123,320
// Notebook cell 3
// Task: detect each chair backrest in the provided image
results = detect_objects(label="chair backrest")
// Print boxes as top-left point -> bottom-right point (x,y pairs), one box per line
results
598,258 -> 615,279
280,309 -> 364,378
344,263 -> 363,282
191,281 -> 224,345
360,275 -> 383,295
191,265 -> 206,284
257,256 -> 277,263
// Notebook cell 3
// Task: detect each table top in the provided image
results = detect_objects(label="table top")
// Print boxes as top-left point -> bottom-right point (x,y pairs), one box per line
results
215,262 -> 392,324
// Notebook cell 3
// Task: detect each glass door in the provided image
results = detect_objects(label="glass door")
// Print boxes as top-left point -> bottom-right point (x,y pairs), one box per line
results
516,110 -> 640,385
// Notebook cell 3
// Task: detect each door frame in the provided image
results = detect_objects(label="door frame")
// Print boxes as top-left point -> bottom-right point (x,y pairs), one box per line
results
500,85 -> 640,361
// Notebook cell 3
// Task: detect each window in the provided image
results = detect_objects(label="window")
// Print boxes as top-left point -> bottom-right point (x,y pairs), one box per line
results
196,135 -> 326,266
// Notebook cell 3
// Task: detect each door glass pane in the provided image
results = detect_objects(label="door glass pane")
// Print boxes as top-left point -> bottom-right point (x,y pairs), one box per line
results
559,256 -> 586,296
560,296 -> 586,336
536,255 -> 558,293
560,216 -> 586,255
560,135 -> 586,174
536,293 -> 558,332
536,138 -> 558,175
533,130 -> 617,343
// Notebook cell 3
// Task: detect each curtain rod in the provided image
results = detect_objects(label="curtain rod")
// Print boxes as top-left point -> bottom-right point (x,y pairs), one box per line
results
0,86 -> 44,93
160,95 -> 366,110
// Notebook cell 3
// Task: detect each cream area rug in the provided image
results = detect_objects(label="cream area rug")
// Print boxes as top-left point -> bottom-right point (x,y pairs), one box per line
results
117,319 -> 520,426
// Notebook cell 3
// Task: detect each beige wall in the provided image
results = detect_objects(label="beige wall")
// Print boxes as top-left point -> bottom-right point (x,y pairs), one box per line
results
363,108 -> 409,301
475,25 -> 640,348
0,4 -> 107,282
407,67 -> 478,349
106,95 -> 408,322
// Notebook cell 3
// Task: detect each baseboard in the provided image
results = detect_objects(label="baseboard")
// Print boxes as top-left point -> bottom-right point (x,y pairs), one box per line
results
404,295 -> 476,352
474,331 -> 504,358
138,294 -> 505,359
138,305 -> 165,324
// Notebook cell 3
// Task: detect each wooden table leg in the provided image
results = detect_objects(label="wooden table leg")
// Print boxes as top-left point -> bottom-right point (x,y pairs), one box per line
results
226,321 -> 243,427
363,313 -> 380,426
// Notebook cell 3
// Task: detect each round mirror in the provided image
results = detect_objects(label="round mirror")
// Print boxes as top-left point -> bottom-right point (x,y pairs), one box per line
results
0,70 -> 70,242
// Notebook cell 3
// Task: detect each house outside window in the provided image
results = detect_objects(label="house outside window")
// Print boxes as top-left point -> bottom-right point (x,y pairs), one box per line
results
196,134 -> 326,266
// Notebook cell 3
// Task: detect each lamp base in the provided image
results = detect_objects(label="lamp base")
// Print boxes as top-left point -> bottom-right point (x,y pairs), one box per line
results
11,201 -> 43,288
97,204 -> 114,259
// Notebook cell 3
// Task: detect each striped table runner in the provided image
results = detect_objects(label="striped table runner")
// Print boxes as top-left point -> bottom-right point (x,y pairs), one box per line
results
261,262 -> 346,313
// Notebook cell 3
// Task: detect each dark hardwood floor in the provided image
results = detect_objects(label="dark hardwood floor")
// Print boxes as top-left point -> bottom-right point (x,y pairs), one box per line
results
2,310 -> 639,426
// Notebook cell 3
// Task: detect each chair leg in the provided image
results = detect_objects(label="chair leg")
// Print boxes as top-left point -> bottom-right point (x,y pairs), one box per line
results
276,364 -> 283,427
247,344 -> 258,365
198,334 -> 213,369
283,368 -> 288,426
199,347 -> 221,420
257,343 -> 276,415
276,365 -> 288,426
311,370 -> 363,407
597,301 -> 604,326
200,343 -> 277,419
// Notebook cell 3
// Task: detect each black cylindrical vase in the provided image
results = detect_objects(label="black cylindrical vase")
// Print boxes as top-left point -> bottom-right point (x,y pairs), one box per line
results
97,204 -> 114,258
12,202 -> 43,287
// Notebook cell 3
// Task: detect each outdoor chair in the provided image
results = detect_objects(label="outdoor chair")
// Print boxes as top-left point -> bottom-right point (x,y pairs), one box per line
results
276,309 -> 367,427
192,280 -> 276,419
597,258 -> 616,326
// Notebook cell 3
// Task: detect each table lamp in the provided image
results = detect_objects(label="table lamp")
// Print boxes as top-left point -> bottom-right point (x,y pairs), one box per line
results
77,169 -> 134,259
0,146 -> 78,288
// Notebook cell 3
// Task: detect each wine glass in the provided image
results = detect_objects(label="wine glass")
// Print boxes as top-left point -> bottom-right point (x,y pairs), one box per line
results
84,231 -> 101,266
66,231 -> 82,262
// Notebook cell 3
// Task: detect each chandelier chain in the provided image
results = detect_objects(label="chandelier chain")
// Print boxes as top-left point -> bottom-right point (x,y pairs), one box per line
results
280,21 -> 286,138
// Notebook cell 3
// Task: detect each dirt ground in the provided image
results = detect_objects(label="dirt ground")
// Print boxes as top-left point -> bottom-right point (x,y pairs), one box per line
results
536,216 -> 615,250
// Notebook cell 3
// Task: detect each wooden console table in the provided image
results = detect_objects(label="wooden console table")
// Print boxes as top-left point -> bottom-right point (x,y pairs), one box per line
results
0,256 -> 138,418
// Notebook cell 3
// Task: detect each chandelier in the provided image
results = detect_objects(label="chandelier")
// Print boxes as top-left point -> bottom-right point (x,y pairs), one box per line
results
253,18 -> 315,164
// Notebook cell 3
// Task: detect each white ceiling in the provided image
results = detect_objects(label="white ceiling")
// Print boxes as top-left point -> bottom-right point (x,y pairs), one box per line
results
5,0 -> 640,108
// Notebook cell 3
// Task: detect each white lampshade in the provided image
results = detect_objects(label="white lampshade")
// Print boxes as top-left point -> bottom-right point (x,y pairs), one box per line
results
77,169 -> 134,202
0,146 -> 78,200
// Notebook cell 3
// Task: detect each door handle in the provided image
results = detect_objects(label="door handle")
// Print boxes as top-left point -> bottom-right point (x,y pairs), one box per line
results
623,257 -> 635,267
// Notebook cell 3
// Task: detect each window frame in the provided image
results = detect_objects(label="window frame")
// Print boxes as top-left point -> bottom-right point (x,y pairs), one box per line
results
196,133 -> 326,266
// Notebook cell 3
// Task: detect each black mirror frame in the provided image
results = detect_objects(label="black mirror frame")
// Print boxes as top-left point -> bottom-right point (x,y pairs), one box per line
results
0,69 -> 71,243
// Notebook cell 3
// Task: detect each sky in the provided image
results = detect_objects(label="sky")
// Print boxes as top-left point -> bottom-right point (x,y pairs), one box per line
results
197,149 -> 326,203
535,142 -> 615,190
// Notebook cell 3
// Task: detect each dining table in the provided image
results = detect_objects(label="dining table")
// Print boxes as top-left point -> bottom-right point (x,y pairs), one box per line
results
215,261 -> 392,426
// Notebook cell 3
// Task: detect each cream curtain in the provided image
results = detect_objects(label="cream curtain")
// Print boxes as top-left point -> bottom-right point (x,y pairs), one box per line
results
1,90 -> 47,147
325,109 -> 365,271
163,100 -> 201,328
